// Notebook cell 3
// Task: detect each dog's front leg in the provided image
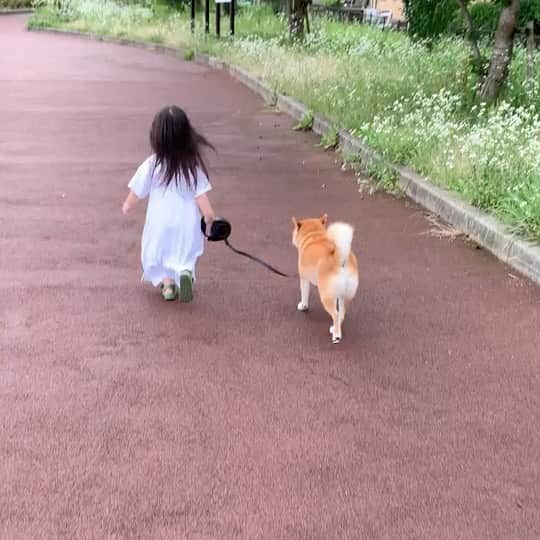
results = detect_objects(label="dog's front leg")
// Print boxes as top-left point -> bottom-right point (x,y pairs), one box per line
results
297,279 -> 310,311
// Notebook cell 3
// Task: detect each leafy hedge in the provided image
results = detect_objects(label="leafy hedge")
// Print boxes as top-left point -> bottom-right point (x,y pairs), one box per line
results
0,0 -> 33,7
468,2 -> 501,35
403,0 -> 459,40
520,0 -> 540,24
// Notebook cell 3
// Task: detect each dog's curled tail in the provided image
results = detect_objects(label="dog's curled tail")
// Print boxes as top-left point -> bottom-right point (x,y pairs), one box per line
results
327,222 -> 354,265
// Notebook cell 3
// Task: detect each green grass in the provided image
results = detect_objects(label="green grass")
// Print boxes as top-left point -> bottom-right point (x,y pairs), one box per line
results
293,111 -> 314,132
319,126 -> 339,151
28,1 -> 540,241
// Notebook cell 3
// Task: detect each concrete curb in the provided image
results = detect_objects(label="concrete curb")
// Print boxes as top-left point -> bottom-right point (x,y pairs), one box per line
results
28,26 -> 540,286
0,8 -> 33,15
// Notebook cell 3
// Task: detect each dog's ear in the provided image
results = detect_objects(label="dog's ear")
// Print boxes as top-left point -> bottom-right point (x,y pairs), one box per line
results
321,214 -> 328,225
292,217 -> 302,229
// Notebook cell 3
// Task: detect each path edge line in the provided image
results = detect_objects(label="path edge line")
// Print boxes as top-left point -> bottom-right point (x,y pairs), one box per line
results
28,26 -> 540,286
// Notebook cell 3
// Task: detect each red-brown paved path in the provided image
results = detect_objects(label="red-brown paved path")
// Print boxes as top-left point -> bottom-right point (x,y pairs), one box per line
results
1,15 -> 539,539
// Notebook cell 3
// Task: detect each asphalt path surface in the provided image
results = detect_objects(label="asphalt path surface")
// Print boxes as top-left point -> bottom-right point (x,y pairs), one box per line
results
1,15 -> 539,539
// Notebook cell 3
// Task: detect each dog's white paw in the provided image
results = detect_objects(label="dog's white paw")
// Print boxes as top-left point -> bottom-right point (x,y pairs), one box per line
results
297,302 -> 309,312
330,326 -> 341,344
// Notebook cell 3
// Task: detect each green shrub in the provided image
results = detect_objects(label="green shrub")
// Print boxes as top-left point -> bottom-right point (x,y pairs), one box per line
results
519,0 -> 540,26
0,0 -> 33,8
321,0 -> 341,7
452,0 -> 540,38
469,2 -> 500,35
150,0 -> 189,15
403,0 -> 460,40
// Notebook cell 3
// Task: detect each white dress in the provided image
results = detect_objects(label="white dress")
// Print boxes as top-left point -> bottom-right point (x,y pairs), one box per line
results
128,155 -> 211,287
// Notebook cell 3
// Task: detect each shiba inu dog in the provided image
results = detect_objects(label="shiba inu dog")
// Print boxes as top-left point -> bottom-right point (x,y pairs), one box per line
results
292,214 -> 358,344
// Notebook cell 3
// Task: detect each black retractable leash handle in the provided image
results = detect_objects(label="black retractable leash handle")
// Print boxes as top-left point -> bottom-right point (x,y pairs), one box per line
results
201,217 -> 294,278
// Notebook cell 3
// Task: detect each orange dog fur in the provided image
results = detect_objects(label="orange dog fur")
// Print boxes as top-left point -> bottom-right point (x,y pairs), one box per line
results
292,214 -> 359,344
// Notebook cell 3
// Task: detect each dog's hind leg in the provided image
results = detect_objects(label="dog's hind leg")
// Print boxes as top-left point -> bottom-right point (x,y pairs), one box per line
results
321,294 -> 341,344
338,297 -> 347,325
297,278 -> 310,311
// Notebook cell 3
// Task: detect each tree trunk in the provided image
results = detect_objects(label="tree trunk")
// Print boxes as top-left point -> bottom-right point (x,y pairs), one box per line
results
289,0 -> 308,40
455,0 -> 484,68
477,0 -> 520,104
283,0 -> 290,17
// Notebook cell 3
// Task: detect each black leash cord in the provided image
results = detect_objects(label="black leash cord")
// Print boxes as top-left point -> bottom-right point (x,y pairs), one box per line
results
224,239 -> 294,278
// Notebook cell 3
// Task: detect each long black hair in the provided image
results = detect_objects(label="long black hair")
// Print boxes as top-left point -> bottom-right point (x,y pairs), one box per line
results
150,105 -> 214,190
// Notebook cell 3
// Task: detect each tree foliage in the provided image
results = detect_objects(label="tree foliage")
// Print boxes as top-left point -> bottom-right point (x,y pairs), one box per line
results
455,0 -> 539,35
403,0 -> 460,40
404,0 -> 540,40
404,1 -> 537,103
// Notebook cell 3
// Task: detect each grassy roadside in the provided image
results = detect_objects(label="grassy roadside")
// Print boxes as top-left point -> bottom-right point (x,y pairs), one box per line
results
28,1 -> 540,242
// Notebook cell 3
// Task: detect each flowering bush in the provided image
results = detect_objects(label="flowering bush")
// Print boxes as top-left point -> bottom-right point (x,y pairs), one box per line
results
356,92 -> 540,237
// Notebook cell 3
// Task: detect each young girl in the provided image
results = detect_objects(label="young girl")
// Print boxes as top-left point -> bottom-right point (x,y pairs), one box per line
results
122,105 -> 215,302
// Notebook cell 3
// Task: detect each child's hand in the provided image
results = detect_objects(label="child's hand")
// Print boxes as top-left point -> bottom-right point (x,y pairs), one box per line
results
204,215 -> 214,229
196,194 -> 215,230
122,191 -> 139,215
122,201 -> 132,215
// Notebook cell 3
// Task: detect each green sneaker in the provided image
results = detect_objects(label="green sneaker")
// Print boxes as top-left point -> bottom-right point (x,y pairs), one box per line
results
178,270 -> 193,303
161,283 -> 178,301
